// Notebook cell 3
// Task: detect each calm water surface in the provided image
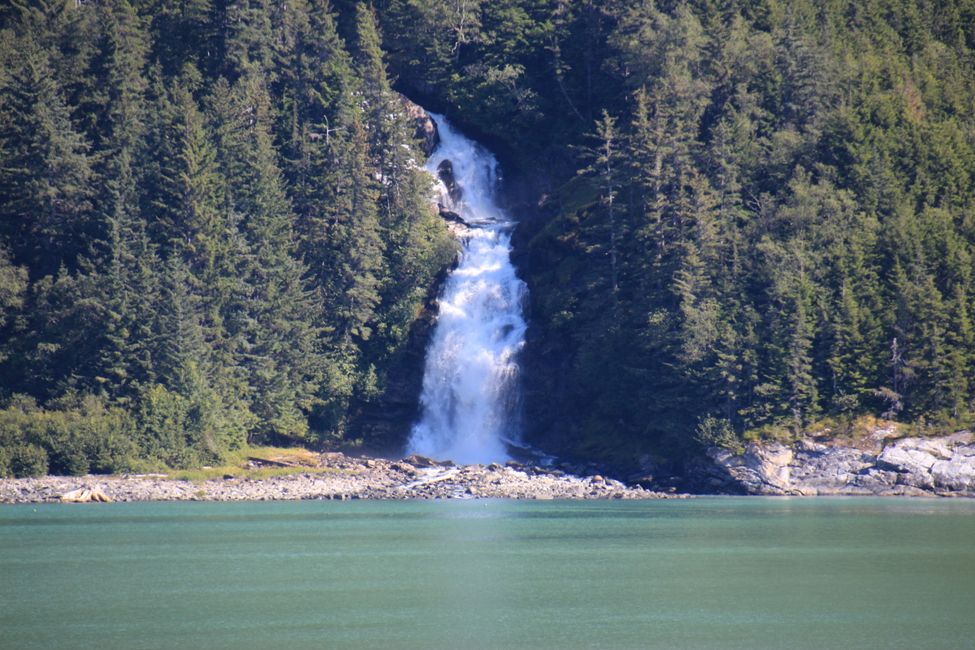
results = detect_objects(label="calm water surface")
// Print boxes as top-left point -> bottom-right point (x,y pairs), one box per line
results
2,498 -> 974,649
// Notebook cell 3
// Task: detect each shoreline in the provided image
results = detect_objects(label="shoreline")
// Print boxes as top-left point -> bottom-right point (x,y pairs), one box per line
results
0,453 -> 681,504
6,429 -> 975,504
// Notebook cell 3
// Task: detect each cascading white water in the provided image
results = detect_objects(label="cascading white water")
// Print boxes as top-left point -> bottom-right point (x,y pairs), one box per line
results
407,112 -> 528,464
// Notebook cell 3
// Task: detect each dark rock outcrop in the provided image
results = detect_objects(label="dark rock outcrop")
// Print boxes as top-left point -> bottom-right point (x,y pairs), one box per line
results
437,204 -> 467,226
437,159 -> 463,203
400,96 -> 439,156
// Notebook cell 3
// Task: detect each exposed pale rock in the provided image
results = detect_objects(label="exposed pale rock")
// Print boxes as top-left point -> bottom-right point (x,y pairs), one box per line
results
709,442 -> 797,494
930,451 -> 975,491
707,430 -> 975,496
60,487 -> 112,503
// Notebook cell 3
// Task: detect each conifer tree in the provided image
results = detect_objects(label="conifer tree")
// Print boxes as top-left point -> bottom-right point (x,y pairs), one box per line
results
92,147 -> 160,404
0,37 -> 94,274
137,0 -> 218,78
211,69 -> 324,442
581,110 -> 623,299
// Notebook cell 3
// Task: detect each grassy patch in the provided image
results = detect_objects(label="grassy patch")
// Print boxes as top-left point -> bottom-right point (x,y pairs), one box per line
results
743,415 -> 903,446
742,423 -> 797,445
167,445 -> 330,482
900,416 -> 972,439
810,415 -> 900,441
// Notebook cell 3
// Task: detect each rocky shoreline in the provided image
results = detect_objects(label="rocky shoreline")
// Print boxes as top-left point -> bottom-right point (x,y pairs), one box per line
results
702,429 -> 975,496
0,453 -> 679,504
8,430 -> 974,503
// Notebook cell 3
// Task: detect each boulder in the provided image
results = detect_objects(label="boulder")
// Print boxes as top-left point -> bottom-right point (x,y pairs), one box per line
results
930,447 -> 975,491
402,454 -> 453,469
876,440 -> 941,489
437,159 -> 463,204
852,468 -> 899,493
438,204 -> 467,226
705,428 -> 975,496
790,446 -> 872,491
61,487 -> 112,503
709,442 -> 796,494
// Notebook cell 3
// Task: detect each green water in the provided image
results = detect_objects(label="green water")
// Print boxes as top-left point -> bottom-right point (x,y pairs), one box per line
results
1,498 -> 974,649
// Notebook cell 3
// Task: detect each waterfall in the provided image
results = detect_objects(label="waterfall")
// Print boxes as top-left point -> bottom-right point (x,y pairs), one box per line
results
407,112 -> 528,465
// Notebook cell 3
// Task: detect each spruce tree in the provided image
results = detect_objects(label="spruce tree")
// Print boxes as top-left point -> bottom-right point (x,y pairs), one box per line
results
212,69 -> 324,442
0,37 -> 94,275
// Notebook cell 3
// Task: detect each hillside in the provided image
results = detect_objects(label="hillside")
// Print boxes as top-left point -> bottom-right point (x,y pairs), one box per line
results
0,0 -> 455,475
2,0 -> 975,481
376,0 -> 975,474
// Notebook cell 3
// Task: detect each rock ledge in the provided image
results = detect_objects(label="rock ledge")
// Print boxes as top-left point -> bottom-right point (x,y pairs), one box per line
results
703,430 -> 975,496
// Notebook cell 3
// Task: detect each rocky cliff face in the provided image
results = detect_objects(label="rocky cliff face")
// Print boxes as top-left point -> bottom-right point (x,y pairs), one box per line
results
346,287 -> 439,455
345,99 -> 448,455
700,429 -> 975,496
400,96 -> 439,156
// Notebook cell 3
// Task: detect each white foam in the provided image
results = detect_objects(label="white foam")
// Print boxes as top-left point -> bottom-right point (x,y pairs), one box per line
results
407,113 -> 528,465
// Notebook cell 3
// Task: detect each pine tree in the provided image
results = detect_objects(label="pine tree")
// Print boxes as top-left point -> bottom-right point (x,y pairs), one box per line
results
145,253 -> 250,463
93,147 -> 161,404
0,37 -> 94,275
580,110 -> 623,299
137,0 -> 218,78
826,278 -> 869,409
353,3 -> 394,161
153,253 -> 206,390
222,0 -> 276,82
211,69 -> 324,442
944,284 -> 974,418
281,0 -> 355,205
322,111 -> 384,347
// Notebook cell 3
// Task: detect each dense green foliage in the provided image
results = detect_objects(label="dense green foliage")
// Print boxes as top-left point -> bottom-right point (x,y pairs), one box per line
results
0,0 -> 453,476
3,0 -> 975,477
375,0 -> 975,467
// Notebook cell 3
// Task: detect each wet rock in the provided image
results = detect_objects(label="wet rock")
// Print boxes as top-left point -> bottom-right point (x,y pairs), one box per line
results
402,454 -> 453,469
437,205 -> 467,226
437,159 -> 463,204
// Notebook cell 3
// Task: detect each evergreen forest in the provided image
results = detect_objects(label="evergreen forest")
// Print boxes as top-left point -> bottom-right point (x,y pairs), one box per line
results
1,0 -> 975,479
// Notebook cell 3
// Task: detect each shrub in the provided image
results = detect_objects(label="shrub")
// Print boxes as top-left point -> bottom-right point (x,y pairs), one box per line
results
48,440 -> 90,476
695,416 -> 743,454
0,393 -> 139,476
137,384 -> 197,469
10,444 -> 48,478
